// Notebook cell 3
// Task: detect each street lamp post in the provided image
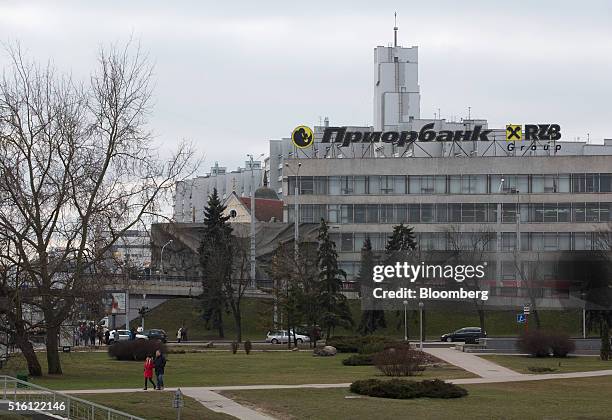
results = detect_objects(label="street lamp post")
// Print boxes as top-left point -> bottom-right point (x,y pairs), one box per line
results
418,301 -> 424,350
160,239 -> 173,276
403,300 -> 408,341
247,153 -> 264,289
284,162 -> 302,257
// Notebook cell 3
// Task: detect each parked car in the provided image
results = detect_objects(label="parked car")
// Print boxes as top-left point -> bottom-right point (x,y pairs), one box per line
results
266,330 -> 310,344
108,329 -> 148,344
141,329 -> 168,343
440,327 -> 486,343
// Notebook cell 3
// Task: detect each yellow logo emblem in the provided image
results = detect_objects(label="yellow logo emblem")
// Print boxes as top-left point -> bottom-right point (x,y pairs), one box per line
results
506,124 -> 522,141
291,126 -> 314,148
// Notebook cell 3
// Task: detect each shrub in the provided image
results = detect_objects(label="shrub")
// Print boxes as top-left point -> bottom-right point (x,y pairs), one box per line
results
517,330 -> 550,357
549,333 -> 575,357
350,379 -> 468,399
244,340 -> 252,355
231,341 -> 239,354
373,347 -> 427,376
342,354 -> 375,366
327,336 -> 394,353
108,340 -> 167,361
528,366 -> 557,373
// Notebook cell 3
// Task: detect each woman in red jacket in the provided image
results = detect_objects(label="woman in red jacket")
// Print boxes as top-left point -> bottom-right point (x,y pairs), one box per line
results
143,356 -> 156,390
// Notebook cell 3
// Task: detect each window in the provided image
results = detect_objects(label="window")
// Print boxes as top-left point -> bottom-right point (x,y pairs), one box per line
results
368,176 -> 381,194
557,203 -> 570,222
354,205 -> 366,223
571,174 -> 586,193
600,203 -> 610,222
543,203 -> 557,222
531,203 -> 544,222
366,205 -> 379,223
341,204 -> 353,224
394,205 -> 407,223
461,203 -> 476,223
380,205 -> 394,223
501,233 -> 517,251
502,203 -> 517,223
407,204 -> 420,222
354,233 -> 367,252
558,233 -> 571,250
572,203 -> 586,222
380,176 -> 394,194
435,204 -> 448,222
341,233 -> 353,252
585,174 -> 598,192
328,205 -> 339,223
558,175 -> 570,192
300,177 -> 314,195
586,202 -> 599,222
301,205 -> 314,222
600,174 -> 612,193
450,204 -> 462,222
354,176 -> 368,194
341,176 -> 353,194
474,204 -> 487,222
329,176 -> 341,195
449,176 -> 461,194
313,177 -> 327,194
421,204 -> 434,222
543,233 -> 558,250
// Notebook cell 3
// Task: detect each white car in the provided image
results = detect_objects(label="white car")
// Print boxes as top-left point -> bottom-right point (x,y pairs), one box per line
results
266,330 -> 310,344
108,329 -> 148,344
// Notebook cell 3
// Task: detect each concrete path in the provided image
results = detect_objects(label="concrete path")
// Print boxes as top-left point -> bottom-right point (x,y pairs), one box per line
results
180,388 -> 275,420
424,347 -> 523,378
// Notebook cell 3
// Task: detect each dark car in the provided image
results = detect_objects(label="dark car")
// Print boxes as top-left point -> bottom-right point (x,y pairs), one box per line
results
440,327 -> 486,343
142,329 -> 167,343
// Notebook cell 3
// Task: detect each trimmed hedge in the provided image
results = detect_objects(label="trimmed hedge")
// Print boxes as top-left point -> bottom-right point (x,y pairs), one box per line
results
517,330 -> 575,358
327,336 -> 405,353
108,340 -> 167,361
342,354 -> 375,366
350,379 -> 468,399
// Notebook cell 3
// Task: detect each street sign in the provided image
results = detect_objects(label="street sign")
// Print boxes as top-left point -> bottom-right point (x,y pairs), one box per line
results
517,313 -> 526,324
523,305 -> 531,315
173,389 -> 184,409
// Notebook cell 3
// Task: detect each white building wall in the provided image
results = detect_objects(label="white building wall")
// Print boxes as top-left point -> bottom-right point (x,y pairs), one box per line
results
374,45 -> 420,131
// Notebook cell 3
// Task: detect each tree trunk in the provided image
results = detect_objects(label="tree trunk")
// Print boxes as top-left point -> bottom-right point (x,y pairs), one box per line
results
478,308 -> 486,331
14,334 -> 42,377
45,326 -> 62,375
217,309 -> 224,339
233,308 -> 242,343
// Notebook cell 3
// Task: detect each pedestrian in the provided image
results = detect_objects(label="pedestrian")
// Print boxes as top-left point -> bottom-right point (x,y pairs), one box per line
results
89,324 -> 96,347
154,349 -> 166,390
176,327 -> 182,343
143,355 -> 156,390
97,325 -> 104,346
130,326 -> 137,340
181,326 -> 188,342
104,329 -> 110,345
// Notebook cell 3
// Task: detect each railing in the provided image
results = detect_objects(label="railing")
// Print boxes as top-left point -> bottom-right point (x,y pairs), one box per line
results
0,375 -> 144,420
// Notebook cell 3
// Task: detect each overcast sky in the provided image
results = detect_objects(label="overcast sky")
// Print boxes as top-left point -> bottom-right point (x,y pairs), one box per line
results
1,0 -> 611,172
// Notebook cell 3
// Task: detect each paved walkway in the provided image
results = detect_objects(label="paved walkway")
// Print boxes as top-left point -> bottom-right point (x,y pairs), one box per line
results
424,347 -> 523,378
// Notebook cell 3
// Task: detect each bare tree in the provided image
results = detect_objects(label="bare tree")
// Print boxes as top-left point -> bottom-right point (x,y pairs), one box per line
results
444,226 -> 495,331
225,237 -> 253,342
0,43 -> 196,375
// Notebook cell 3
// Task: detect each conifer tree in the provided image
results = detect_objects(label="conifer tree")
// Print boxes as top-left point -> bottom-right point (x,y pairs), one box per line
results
199,188 -> 233,338
317,218 -> 353,341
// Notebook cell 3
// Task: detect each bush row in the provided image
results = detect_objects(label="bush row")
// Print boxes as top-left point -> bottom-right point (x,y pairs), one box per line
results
517,330 -> 575,357
108,340 -> 167,361
350,379 -> 468,399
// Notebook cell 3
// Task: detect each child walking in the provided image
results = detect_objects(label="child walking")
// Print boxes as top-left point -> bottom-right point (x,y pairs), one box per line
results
143,356 -> 156,390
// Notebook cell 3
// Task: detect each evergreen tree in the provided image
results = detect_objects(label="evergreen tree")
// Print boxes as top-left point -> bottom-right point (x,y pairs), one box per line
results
317,218 -> 353,341
199,188 -> 233,338
385,223 -> 418,336
357,238 -> 386,335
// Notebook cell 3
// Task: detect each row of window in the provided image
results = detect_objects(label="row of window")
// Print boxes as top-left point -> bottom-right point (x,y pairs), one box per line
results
287,173 -> 612,195
288,202 -> 612,224
330,231 -> 605,254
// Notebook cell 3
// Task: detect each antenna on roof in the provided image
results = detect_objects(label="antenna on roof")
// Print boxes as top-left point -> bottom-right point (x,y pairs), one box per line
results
393,12 -> 398,47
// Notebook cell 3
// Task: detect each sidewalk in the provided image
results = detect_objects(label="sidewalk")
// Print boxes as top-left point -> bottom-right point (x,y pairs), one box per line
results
424,347 -> 522,378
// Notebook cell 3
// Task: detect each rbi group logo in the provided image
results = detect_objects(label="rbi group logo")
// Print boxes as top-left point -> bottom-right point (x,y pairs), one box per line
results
291,125 -> 314,148
506,124 -> 522,141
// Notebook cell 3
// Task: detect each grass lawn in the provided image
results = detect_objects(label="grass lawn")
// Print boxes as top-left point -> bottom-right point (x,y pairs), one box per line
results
77,392 -> 233,420
222,376 -> 612,420
142,297 -> 584,341
479,354 -> 612,374
1,351 -> 473,390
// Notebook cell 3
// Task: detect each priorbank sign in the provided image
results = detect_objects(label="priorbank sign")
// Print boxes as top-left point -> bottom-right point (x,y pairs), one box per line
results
292,123 -> 561,149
